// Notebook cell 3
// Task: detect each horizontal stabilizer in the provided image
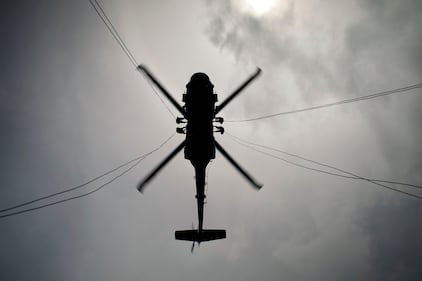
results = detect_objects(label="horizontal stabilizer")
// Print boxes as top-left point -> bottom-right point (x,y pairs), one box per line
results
175,229 -> 226,242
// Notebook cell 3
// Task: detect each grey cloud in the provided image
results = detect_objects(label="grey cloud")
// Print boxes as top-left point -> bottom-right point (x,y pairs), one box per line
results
205,0 -> 422,99
205,0 -> 422,280
1,0 -> 421,280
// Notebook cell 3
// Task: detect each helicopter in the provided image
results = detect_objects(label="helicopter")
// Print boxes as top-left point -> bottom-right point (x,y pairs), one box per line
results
137,65 -> 263,247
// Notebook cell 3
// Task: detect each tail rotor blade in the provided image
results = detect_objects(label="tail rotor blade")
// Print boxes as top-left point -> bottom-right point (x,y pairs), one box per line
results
137,140 -> 186,193
137,64 -> 185,116
215,68 -> 262,115
191,241 -> 195,253
214,140 -> 263,190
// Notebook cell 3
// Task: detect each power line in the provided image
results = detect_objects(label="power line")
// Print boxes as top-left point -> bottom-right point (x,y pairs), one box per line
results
89,0 -> 138,67
89,0 -> 176,118
0,133 -> 176,214
226,83 -> 422,122
0,133 -> 176,219
137,70 -> 177,118
226,132 -> 422,200
0,155 -> 142,214
227,133 -> 422,189
227,134 -> 369,179
0,158 -> 142,219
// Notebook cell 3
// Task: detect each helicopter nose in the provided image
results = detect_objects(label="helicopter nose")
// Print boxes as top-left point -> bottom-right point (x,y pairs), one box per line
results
190,72 -> 209,82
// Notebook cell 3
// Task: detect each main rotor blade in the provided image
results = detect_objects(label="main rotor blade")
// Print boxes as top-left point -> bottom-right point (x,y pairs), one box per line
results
214,140 -> 262,190
215,68 -> 262,115
137,64 -> 185,116
137,140 -> 186,193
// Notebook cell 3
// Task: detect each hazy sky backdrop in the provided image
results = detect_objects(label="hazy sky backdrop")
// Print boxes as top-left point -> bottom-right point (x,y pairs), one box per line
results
1,0 -> 421,280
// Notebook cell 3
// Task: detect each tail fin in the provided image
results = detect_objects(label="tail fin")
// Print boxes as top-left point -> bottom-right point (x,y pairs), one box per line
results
175,229 -> 226,242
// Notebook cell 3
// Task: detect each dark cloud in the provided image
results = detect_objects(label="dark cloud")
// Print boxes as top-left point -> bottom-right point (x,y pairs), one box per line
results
362,199 -> 422,281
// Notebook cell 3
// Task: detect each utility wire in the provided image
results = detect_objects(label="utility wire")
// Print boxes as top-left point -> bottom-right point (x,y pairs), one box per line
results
227,134 -> 369,179
0,157 -> 143,219
226,132 -> 422,200
1,155 -> 143,213
226,83 -> 422,122
90,0 -> 138,67
0,133 -> 176,219
89,0 -> 176,118
227,133 -> 422,189
137,70 -> 177,118
0,1 -> 180,219
0,133 -> 176,214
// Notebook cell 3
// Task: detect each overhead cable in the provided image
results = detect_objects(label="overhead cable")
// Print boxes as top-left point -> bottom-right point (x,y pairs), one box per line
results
89,0 -> 138,67
226,83 -> 422,122
227,133 -> 422,189
226,132 -> 422,200
0,133 -> 176,218
89,0 -> 176,118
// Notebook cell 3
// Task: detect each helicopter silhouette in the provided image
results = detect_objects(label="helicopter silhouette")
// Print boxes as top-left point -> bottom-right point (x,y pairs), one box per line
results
137,65 -> 263,247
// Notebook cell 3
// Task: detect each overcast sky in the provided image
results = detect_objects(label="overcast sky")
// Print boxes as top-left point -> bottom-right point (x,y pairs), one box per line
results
1,0 -> 421,280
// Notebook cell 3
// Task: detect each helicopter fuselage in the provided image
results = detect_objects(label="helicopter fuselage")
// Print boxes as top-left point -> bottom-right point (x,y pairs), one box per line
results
182,72 -> 218,232
183,72 -> 217,163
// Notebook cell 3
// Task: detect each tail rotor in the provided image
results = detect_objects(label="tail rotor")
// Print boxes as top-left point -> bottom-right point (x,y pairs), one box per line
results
190,222 -> 195,253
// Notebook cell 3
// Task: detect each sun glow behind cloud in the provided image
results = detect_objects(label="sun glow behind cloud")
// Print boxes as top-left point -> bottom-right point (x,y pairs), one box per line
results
243,0 -> 279,16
